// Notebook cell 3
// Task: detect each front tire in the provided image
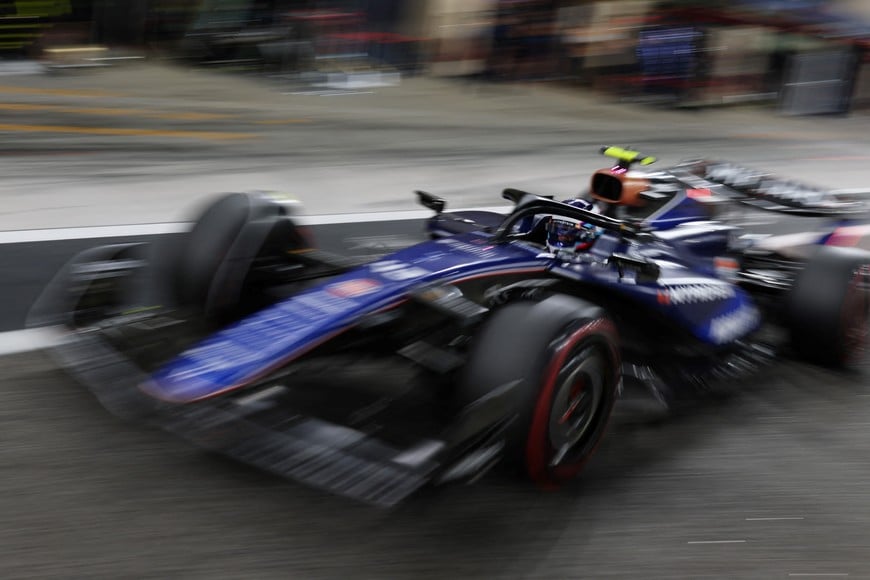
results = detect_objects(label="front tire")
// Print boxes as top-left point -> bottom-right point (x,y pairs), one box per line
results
457,295 -> 620,488
171,192 -> 309,318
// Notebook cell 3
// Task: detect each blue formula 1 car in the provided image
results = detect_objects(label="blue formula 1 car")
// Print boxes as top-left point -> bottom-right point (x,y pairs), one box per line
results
31,147 -> 870,507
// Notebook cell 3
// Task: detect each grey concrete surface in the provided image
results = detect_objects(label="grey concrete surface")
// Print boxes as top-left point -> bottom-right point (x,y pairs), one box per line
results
0,61 -> 868,229
3,60 -> 870,580
1,351 -> 868,578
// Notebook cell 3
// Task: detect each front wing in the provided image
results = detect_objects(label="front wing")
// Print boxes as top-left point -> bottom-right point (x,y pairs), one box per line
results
35,252 -> 517,507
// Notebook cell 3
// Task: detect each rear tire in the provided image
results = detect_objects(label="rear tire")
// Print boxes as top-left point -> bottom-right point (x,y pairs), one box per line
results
787,246 -> 870,367
457,295 -> 620,488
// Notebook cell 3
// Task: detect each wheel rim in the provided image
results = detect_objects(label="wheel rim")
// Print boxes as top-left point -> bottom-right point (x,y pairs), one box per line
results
842,264 -> 870,365
524,318 -> 619,487
547,347 -> 605,467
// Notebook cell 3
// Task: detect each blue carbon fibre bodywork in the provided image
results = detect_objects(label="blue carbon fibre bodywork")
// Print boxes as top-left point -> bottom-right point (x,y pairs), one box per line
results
148,224 -> 760,403
148,233 -> 547,402
553,258 -> 759,345
552,230 -> 759,346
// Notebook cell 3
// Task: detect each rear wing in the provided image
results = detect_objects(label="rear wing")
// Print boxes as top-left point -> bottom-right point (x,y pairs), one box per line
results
673,160 -> 866,217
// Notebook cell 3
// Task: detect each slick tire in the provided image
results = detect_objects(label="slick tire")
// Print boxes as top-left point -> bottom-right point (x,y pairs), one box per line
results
458,295 -> 620,488
172,192 -> 313,317
175,192 -> 281,309
787,246 -> 870,367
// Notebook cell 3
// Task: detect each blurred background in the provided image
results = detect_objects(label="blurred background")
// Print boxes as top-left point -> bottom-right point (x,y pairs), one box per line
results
4,0 -> 870,113
1,0 -> 868,231
3,3 -> 870,580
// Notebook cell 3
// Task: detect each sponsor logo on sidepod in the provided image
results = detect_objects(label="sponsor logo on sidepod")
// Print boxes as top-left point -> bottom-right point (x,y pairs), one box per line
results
326,279 -> 382,298
709,305 -> 759,344
369,260 -> 430,281
657,283 -> 735,305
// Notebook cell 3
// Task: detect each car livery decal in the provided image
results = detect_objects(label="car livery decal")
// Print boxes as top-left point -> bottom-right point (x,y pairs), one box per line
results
551,257 -> 760,346
823,224 -> 870,249
708,303 -> 760,344
649,270 -> 760,344
326,278 -> 382,298
657,280 -> 735,305
146,235 -> 546,403
653,273 -> 760,344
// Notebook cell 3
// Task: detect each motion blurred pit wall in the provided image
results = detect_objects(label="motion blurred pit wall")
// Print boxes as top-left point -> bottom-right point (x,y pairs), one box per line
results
423,0 -> 870,113
0,0 -> 80,56
10,1 -> 870,113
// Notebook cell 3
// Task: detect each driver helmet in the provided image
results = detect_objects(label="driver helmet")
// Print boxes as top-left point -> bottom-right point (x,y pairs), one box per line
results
546,199 -> 600,254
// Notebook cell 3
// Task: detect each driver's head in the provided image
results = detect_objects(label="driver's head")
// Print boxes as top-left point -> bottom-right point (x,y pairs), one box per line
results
546,198 -> 601,254
546,219 -> 599,254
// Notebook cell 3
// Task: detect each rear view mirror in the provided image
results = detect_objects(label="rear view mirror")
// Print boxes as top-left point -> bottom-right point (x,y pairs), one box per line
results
416,190 -> 446,213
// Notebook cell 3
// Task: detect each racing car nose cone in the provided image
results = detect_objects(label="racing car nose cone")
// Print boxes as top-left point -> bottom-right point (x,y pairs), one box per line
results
139,376 -> 217,404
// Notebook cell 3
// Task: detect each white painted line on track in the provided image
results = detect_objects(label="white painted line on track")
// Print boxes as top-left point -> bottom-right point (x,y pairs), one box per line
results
745,517 -> 805,521
686,540 -> 747,544
0,326 -> 66,356
788,574 -> 849,577
319,91 -> 376,97
0,207 -> 513,244
0,223 -> 190,244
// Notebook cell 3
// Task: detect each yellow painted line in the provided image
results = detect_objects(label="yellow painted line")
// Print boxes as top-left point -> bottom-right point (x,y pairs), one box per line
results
0,85 -> 123,97
0,123 -> 256,140
44,46 -> 108,54
254,118 -> 311,125
0,102 -> 231,120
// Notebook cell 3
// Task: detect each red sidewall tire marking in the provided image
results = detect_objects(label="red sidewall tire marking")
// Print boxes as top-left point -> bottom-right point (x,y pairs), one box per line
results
525,318 -> 619,488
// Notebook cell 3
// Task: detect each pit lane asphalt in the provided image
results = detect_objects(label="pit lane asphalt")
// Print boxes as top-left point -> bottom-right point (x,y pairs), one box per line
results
2,349 -> 869,578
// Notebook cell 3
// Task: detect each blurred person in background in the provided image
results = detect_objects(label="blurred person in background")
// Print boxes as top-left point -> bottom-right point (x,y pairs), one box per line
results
487,9 -> 521,81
